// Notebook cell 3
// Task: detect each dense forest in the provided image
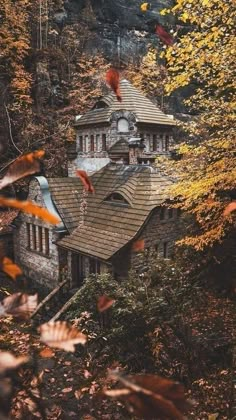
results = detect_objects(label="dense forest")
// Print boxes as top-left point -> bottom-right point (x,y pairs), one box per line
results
0,0 -> 235,419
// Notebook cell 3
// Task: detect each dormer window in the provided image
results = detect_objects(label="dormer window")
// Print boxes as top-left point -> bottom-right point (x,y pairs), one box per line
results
93,100 -> 108,110
105,193 -> 129,206
117,118 -> 129,133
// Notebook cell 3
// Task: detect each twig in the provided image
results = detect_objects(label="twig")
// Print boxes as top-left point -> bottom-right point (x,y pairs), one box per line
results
4,103 -> 22,154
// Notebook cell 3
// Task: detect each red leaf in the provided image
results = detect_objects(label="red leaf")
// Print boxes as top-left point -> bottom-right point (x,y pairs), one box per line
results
76,170 -> 95,193
105,68 -> 122,102
0,150 -> 45,190
132,239 -> 145,252
223,202 -> 236,216
97,295 -> 115,313
155,24 -> 173,46
0,197 -> 60,224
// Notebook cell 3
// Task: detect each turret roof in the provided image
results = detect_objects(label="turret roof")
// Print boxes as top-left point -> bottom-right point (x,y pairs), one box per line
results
74,79 -> 175,127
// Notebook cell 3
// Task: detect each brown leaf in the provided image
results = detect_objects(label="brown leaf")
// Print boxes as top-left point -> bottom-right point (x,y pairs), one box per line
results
132,239 -> 145,252
39,321 -> 87,352
105,68 -> 122,102
0,351 -> 29,373
97,295 -> 115,313
104,372 -> 191,420
0,151 -> 45,190
223,202 -> 236,216
0,257 -> 22,280
0,197 -> 60,224
76,170 -> 95,193
0,292 -> 38,319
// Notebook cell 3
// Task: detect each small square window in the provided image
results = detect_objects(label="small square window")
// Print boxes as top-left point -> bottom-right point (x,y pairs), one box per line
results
163,242 -> 169,259
168,208 -> 173,219
160,208 -> 165,220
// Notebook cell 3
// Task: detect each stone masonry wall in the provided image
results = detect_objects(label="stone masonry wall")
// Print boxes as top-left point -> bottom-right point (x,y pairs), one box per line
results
14,179 -> 61,292
131,207 -> 182,274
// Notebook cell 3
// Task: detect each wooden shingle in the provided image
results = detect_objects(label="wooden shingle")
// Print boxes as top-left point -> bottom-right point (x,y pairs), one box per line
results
74,79 -> 175,127
47,164 -> 173,260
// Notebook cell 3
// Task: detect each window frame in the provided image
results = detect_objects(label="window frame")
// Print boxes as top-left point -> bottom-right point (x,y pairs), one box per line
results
26,223 -> 50,257
90,135 -> 95,152
117,117 -> 129,133
102,134 -> 107,151
163,242 -> 169,259
79,136 -> 83,152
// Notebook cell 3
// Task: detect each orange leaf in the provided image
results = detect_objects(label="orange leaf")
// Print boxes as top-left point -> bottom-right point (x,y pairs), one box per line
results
97,295 -> 115,313
223,202 -> 236,216
0,150 -> 45,190
76,170 -> 95,193
132,239 -> 145,252
105,68 -> 122,102
0,197 -> 60,224
39,321 -> 87,352
39,348 -> 55,358
1,256 -> 22,280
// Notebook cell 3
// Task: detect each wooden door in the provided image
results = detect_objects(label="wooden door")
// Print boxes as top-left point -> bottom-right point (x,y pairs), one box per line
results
72,253 -> 85,288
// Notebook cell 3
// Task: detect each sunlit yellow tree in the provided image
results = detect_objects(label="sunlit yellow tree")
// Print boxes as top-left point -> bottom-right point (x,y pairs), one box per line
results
162,0 -> 236,250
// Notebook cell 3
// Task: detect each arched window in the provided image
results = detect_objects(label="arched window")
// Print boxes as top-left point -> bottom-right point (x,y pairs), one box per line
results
117,118 -> 129,132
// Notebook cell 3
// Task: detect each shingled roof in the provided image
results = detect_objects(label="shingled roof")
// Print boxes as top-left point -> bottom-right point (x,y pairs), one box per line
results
47,164 -> 173,261
74,79 -> 175,127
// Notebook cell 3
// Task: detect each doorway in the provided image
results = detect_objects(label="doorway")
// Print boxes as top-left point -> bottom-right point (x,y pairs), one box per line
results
72,253 -> 85,288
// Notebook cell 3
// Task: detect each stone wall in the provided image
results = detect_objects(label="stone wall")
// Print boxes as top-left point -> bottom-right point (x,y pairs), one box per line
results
130,207 -> 182,274
69,111 -> 174,175
14,179 -> 61,292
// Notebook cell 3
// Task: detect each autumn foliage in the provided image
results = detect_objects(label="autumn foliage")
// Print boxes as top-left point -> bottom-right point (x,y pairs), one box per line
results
161,0 -> 236,250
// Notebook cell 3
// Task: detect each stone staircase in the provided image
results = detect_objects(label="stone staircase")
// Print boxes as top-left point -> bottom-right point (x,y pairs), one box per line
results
31,281 -> 78,325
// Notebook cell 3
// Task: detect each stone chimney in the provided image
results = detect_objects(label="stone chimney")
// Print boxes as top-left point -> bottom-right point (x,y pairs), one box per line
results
66,141 -> 77,177
128,137 -> 145,165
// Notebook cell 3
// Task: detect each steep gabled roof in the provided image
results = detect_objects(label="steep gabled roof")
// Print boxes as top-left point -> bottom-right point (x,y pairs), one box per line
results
48,164 -> 174,260
74,79 -> 175,127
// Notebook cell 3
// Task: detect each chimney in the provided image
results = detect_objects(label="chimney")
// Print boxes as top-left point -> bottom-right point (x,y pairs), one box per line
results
128,137 -> 145,165
66,140 -> 77,177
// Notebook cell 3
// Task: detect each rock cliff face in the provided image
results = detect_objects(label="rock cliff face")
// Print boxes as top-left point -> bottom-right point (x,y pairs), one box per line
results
61,0 -> 175,63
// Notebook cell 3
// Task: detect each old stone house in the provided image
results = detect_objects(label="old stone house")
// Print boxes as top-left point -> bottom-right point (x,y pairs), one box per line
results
14,80 -> 181,291
67,79 -> 175,175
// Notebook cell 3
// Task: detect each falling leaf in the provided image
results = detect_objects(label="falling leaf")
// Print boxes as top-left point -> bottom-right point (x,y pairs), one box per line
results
223,202 -> 236,216
97,295 -> 115,313
155,24 -> 174,46
104,372 -> 191,420
132,239 -> 145,252
0,292 -> 38,319
105,68 -> 122,102
0,197 -> 60,224
140,2 -> 150,12
39,348 -> 55,358
0,351 -> 29,373
39,321 -> 87,352
0,256 -> 22,280
76,170 -> 95,193
62,387 -> 73,393
0,151 -> 45,190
